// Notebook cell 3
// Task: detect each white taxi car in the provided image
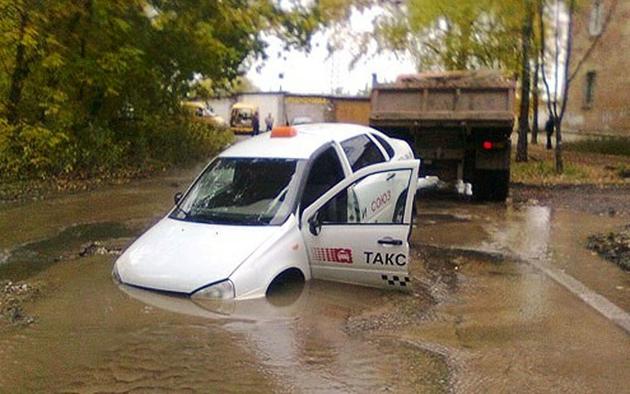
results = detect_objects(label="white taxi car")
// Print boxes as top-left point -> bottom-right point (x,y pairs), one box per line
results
113,123 -> 420,300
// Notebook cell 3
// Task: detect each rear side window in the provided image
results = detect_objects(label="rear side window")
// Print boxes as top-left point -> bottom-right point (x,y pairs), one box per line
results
341,135 -> 386,172
300,147 -> 345,213
371,133 -> 395,159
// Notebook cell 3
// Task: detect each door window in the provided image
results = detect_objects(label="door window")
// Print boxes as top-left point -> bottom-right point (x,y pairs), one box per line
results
341,135 -> 386,172
300,147 -> 345,214
371,134 -> 395,159
318,169 -> 412,224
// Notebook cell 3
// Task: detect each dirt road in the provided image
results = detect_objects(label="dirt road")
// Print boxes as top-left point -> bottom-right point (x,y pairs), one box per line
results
0,168 -> 628,393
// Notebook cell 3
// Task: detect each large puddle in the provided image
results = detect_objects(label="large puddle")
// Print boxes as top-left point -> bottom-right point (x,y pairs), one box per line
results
1,173 -> 629,392
0,254 -> 448,392
0,222 -> 133,281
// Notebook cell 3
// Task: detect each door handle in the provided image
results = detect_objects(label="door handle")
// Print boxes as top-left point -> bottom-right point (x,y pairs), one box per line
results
378,237 -> 403,246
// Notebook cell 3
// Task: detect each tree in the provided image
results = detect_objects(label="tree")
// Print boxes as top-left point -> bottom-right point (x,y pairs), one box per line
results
374,0 -> 524,74
538,0 -> 577,173
531,50 -> 540,144
0,1 -> 325,178
516,0 -> 534,162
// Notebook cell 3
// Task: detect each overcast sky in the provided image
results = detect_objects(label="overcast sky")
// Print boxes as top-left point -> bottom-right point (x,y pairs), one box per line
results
246,9 -> 417,95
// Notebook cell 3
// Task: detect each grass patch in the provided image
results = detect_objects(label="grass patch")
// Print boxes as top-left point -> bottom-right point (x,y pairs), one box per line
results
511,142 -> 630,186
512,159 -> 590,185
564,137 -> 630,157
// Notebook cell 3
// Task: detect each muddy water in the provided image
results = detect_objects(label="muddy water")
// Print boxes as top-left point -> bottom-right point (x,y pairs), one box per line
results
413,199 -> 630,392
401,251 -> 630,393
0,222 -> 133,281
0,254 -> 447,392
1,172 -> 629,392
416,200 -> 630,311
0,168 -> 448,393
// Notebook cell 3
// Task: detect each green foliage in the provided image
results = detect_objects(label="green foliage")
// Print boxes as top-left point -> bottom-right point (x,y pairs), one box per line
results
564,137 -> 630,157
374,0 -> 525,74
0,0 -> 319,181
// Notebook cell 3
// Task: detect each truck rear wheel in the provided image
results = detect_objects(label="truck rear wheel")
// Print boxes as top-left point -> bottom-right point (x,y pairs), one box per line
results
473,170 -> 509,202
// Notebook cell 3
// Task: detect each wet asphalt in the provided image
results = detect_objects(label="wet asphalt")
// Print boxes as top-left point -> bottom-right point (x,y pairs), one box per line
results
0,165 -> 628,393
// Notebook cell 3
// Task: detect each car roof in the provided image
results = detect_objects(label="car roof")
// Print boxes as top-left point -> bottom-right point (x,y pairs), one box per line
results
220,123 -> 378,160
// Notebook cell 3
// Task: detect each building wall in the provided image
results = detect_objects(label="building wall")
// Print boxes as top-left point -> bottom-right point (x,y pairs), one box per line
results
204,93 -> 370,128
205,98 -> 234,121
564,0 -> 630,136
237,93 -> 285,129
284,95 -> 334,124
333,98 -> 370,125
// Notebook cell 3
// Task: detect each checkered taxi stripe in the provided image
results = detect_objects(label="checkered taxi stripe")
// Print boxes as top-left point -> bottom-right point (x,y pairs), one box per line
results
381,274 -> 410,287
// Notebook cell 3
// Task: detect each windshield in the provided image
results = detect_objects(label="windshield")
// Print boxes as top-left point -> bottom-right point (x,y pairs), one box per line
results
171,158 -> 301,225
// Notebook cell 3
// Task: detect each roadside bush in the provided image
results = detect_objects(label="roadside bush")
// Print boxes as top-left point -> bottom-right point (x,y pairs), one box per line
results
0,115 -> 232,182
565,137 -> 630,157
0,121 -> 75,180
132,116 -> 232,167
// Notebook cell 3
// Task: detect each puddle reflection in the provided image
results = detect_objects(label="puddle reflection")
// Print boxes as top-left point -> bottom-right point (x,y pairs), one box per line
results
119,281 -> 431,393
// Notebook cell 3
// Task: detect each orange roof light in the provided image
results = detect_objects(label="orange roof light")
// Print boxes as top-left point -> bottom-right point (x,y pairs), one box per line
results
271,126 -> 297,138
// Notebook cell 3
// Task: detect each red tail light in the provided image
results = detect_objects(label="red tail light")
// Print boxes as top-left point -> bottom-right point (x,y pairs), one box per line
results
482,141 -> 494,150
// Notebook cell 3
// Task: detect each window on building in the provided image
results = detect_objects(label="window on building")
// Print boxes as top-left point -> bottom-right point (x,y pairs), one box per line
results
584,71 -> 596,107
589,0 -> 603,36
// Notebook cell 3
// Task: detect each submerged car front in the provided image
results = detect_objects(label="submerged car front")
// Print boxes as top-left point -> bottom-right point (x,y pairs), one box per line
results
113,155 -> 310,300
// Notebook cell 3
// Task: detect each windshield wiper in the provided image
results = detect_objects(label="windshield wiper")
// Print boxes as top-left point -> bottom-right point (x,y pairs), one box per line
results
172,206 -> 190,218
189,211 -> 267,225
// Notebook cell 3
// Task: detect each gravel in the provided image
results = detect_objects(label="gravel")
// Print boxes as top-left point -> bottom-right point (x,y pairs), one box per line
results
587,225 -> 630,271
0,280 -> 42,326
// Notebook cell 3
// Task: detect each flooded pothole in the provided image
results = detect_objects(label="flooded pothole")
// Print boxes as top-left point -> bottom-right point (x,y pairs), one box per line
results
0,222 -> 134,281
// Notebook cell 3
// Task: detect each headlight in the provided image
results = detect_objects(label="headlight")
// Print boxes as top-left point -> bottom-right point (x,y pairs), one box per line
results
191,280 -> 235,300
112,263 -> 122,283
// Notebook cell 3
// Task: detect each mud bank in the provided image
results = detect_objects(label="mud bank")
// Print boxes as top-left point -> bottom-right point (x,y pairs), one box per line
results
511,183 -> 630,217
0,280 -> 43,327
588,225 -> 630,271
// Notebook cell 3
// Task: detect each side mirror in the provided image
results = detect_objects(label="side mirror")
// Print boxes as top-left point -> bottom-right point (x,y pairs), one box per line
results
308,213 -> 322,236
174,192 -> 183,205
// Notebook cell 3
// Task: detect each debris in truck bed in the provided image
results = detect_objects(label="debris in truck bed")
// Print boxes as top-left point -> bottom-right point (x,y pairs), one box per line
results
393,70 -> 514,88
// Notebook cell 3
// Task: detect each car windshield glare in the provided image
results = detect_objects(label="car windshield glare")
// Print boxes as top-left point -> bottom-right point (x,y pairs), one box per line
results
171,158 -> 301,225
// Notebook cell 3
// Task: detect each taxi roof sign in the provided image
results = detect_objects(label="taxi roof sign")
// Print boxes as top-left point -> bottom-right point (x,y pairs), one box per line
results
271,126 -> 297,138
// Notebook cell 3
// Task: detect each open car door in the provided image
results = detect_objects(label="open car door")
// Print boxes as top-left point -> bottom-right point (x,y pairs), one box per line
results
301,160 -> 420,290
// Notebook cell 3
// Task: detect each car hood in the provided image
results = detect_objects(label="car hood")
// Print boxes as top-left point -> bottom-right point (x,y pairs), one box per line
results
116,217 -> 281,293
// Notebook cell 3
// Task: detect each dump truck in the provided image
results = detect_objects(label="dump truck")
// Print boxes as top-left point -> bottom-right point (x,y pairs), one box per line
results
370,71 -> 515,201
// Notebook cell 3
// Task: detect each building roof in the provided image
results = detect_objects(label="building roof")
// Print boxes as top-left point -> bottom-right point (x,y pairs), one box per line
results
220,123 -> 372,159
